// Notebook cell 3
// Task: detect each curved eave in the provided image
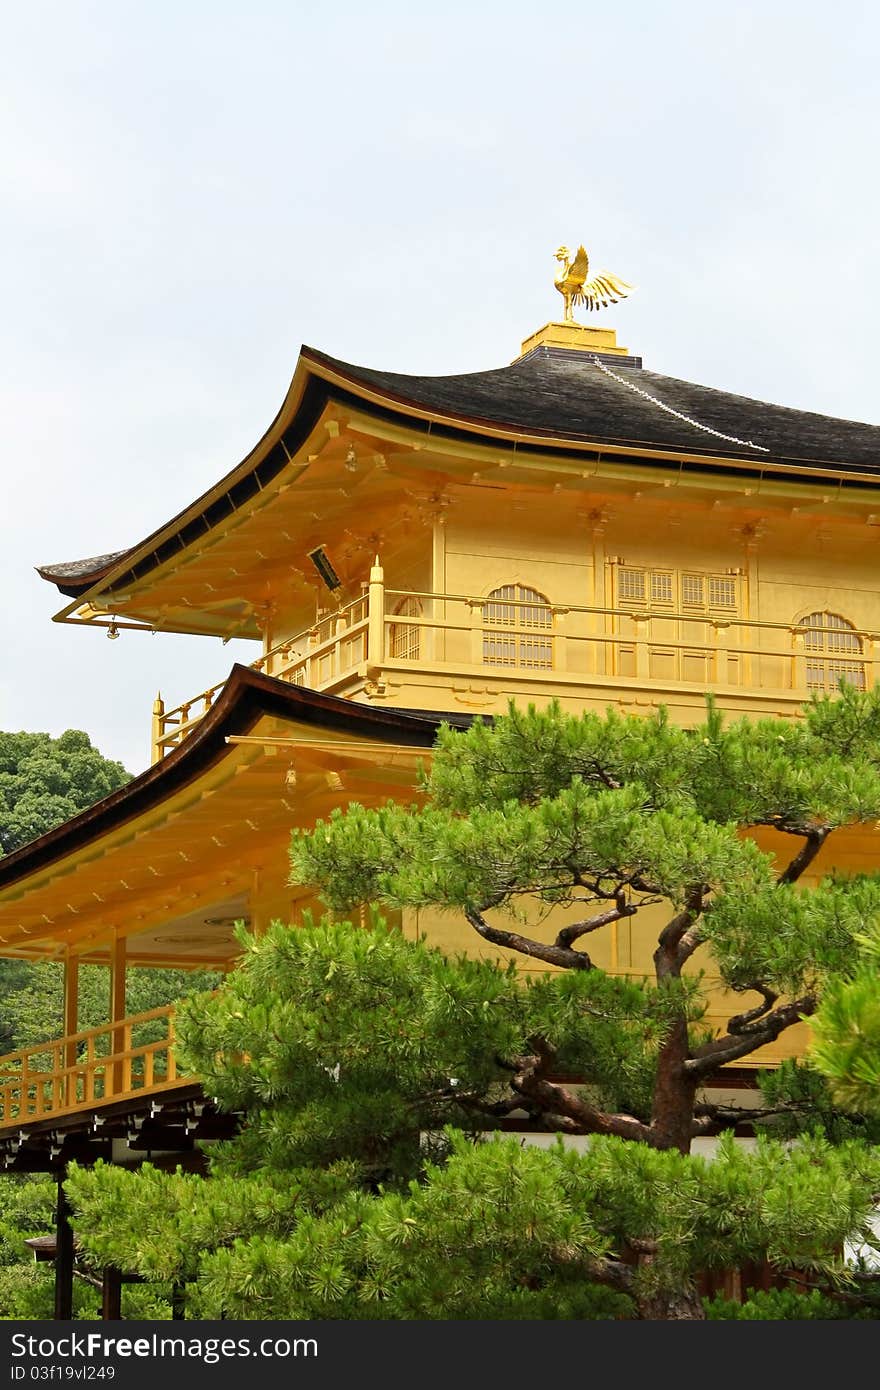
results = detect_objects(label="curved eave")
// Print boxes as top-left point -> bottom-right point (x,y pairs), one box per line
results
0,666 -> 468,899
38,352 -> 324,601
39,344 -> 880,606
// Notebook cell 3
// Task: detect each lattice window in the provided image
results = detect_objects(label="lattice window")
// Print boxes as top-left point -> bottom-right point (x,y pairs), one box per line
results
483,584 -> 553,669
800,611 -> 865,692
389,595 -> 422,661
681,573 -> 705,607
618,568 -> 646,604
651,572 -> 674,604
707,576 -> 738,610
618,567 -> 740,613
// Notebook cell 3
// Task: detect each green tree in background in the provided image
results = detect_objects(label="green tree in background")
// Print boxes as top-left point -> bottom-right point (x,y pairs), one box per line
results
0,728 -> 220,1318
3,961 -> 221,1052
65,693 -> 880,1319
0,729 -> 131,858
0,727 -> 133,1050
0,728 -> 220,1050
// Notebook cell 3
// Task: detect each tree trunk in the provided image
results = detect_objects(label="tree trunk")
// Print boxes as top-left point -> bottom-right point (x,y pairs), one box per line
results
649,1018 -> 697,1154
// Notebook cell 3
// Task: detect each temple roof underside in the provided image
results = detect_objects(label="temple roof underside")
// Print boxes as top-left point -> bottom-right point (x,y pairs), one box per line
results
0,669 -> 465,965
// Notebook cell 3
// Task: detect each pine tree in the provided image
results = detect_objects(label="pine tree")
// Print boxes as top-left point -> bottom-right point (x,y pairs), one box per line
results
65,690 -> 880,1319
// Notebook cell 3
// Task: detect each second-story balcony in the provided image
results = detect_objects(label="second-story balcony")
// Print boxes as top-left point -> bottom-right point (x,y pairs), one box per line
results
152,563 -> 874,760
0,1006 -> 186,1130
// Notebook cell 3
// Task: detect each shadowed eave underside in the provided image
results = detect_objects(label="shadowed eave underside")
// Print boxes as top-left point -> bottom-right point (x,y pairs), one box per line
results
0,665 -> 470,954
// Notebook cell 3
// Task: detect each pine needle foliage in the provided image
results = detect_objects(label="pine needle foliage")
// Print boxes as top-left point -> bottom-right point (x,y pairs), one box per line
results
65,689 -> 880,1319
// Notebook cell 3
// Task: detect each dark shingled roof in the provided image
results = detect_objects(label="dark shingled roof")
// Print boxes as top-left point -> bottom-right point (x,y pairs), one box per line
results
36,344 -> 880,596
37,550 -> 127,583
313,346 -> 880,472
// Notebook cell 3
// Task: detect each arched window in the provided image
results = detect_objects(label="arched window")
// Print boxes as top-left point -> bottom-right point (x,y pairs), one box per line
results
800,612 -> 865,691
483,584 -> 553,669
389,594 -> 422,660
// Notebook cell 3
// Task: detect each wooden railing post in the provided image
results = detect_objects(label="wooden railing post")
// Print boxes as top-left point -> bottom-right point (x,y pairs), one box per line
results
85,1035 -> 96,1103
122,1025 -> 133,1094
367,556 -> 385,671
63,954 -> 79,1107
552,608 -> 568,672
585,603 -> 602,676
791,627 -> 807,690
167,1014 -> 178,1082
633,613 -> 650,679
469,600 -> 485,665
20,1053 -> 30,1118
55,1044 -> 66,1111
333,611 -> 349,682
713,621 -> 730,684
151,693 -> 165,765
110,933 -> 127,1097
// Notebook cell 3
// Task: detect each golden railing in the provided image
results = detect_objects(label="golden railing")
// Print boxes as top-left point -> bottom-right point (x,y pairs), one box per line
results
380,589 -> 876,689
152,593 -> 370,760
0,1005 -> 187,1128
152,564 -> 879,759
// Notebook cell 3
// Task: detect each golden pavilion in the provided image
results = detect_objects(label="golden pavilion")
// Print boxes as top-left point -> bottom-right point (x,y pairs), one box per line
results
3,258 -> 880,1312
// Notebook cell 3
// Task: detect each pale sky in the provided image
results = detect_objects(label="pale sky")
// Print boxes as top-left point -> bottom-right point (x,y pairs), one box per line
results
2,1 -> 879,775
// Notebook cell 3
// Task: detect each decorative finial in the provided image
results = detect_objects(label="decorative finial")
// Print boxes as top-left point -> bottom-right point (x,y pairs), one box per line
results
553,244 -> 634,323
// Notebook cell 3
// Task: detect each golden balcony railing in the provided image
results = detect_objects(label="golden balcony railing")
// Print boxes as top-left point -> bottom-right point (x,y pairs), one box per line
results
0,1005 -> 189,1130
152,562 -> 880,760
152,593 -> 370,760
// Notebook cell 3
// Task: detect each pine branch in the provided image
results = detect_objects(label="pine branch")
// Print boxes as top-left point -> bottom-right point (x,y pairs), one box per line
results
567,1256 -> 636,1295
787,1272 -> 880,1312
689,1101 -> 810,1136
510,1034 -> 653,1144
465,907 -> 594,970
655,887 -> 705,980
685,996 -> 816,1077
554,892 -> 636,949
775,827 -> 830,885
727,984 -> 778,1033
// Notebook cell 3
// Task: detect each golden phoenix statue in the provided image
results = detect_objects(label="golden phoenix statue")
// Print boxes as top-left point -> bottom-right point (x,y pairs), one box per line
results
554,244 -> 633,322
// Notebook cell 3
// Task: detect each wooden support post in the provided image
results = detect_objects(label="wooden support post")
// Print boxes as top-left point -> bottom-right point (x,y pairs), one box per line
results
110,933 -> 127,1098
54,1174 -> 74,1321
63,953 -> 79,1108
367,556 -> 385,671
151,693 -> 165,766
101,1266 -> 122,1321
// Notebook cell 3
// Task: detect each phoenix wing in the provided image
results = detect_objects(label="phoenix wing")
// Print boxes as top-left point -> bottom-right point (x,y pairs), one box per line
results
563,244 -> 589,291
581,270 -> 634,311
